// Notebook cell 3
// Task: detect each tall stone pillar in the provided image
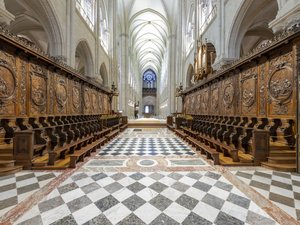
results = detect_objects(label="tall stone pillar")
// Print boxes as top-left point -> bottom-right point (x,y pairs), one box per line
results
270,0 -> 300,33
168,34 -> 177,116
67,0 -> 75,67
0,0 -> 14,27
119,33 -> 129,115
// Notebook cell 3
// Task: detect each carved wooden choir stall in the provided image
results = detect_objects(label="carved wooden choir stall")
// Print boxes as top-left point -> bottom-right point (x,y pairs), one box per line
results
168,23 -> 300,172
0,26 -> 128,175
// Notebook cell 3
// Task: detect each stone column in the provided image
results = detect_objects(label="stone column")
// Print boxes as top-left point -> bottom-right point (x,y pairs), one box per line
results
0,0 -> 14,27
167,34 -> 177,116
67,0 -> 75,67
296,41 -> 300,173
94,0 -> 100,80
119,33 -> 129,115
270,0 -> 300,33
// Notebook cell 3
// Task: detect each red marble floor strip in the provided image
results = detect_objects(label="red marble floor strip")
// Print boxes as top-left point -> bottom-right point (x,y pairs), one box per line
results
218,166 -> 299,225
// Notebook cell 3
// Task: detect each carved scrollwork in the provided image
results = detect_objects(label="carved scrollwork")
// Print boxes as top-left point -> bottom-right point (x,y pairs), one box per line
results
30,64 -> 47,110
31,77 -> 46,109
211,84 -> 219,111
196,93 -> 201,111
202,89 -> 209,110
99,93 -> 104,112
84,88 -> 90,109
0,59 -> 16,102
56,79 -> 68,109
72,86 -> 80,109
92,93 -> 97,110
223,81 -> 234,108
268,66 -> 293,104
242,89 -> 255,107
241,69 -> 257,109
191,95 -> 195,114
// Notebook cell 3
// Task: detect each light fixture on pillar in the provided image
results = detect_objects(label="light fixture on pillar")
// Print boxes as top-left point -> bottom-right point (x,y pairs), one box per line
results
109,82 -> 119,114
175,82 -> 183,97
175,83 -> 184,115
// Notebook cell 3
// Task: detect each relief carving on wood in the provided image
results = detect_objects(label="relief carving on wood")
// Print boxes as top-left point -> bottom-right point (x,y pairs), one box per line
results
196,93 -> 201,113
202,88 -> 209,114
98,93 -> 103,113
241,68 -> 257,115
56,78 -> 68,112
84,88 -> 91,111
211,83 -> 219,114
268,52 -> 294,115
191,94 -> 195,114
103,95 -> 108,114
259,64 -> 266,115
30,64 -> 47,114
19,59 -> 27,115
72,86 -> 80,111
91,92 -> 97,111
223,80 -> 234,109
185,96 -> 190,114
0,58 -> 16,115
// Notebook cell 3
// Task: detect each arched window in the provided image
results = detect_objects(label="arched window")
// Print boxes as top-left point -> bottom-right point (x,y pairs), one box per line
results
199,0 -> 216,34
186,5 -> 195,54
99,1 -> 109,52
143,69 -> 156,89
76,0 -> 95,30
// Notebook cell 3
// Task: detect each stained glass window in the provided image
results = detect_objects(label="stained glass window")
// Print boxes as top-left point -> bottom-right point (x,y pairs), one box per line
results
76,0 -> 95,30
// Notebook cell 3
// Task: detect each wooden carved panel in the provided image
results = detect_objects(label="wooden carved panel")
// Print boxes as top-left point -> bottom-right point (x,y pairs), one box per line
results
268,52 -> 295,116
103,95 -> 109,114
185,95 -> 190,114
0,57 -> 16,115
30,64 -> 47,115
71,82 -> 81,114
91,91 -> 98,112
17,57 -> 27,116
241,68 -> 257,116
54,74 -> 68,114
196,92 -> 201,115
222,78 -> 235,115
98,93 -> 103,113
202,87 -> 209,115
84,87 -> 91,113
210,83 -> 219,115
190,94 -> 196,114
258,63 -> 267,116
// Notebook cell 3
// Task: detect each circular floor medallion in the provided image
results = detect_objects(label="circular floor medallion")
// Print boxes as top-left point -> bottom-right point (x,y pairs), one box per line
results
137,159 -> 158,167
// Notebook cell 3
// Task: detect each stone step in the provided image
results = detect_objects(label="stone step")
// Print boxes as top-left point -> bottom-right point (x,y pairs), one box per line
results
268,150 -> 296,157
0,143 -> 13,153
261,162 -> 296,172
0,166 -> 23,176
0,154 -> 14,160
269,145 -> 294,151
267,157 -> 296,164
0,160 -> 15,168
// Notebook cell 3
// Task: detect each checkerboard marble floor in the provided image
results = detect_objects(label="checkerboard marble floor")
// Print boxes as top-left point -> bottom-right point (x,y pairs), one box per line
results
231,169 -> 300,220
14,171 -> 278,225
0,171 -> 59,218
99,137 -> 195,156
0,128 -> 299,224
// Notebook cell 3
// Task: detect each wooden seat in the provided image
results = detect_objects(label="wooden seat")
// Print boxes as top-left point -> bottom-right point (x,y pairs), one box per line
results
199,135 -> 239,162
69,136 -> 107,168
105,129 -> 119,141
174,129 -> 188,140
186,136 -> 220,165
120,124 -> 128,132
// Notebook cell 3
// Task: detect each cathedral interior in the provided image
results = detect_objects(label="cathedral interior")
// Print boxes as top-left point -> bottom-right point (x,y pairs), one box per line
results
1,0 -> 300,224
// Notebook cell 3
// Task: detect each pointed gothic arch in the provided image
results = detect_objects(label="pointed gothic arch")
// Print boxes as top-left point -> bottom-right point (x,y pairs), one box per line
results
100,63 -> 108,86
75,40 -> 94,76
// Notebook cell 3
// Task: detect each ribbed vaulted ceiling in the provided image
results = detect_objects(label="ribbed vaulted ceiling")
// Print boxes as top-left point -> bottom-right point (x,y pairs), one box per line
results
130,11 -> 168,74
